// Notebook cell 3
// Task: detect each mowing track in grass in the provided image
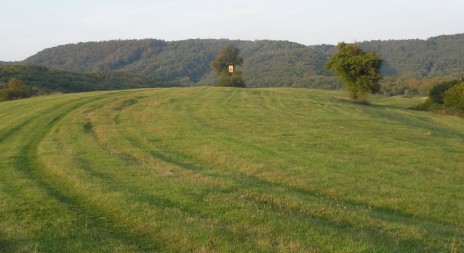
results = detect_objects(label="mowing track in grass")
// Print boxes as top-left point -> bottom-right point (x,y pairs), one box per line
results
1,87 -> 463,252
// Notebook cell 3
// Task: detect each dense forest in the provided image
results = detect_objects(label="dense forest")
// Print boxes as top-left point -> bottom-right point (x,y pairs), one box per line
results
0,65 -> 170,96
19,39 -> 342,89
3,34 -> 463,95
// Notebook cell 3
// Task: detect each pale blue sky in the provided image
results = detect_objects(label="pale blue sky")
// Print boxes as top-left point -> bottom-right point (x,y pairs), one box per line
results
1,0 -> 463,61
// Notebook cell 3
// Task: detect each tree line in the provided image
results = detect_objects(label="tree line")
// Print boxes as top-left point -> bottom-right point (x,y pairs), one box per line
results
0,65 -> 171,101
214,43 -> 464,114
19,34 -> 464,94
4,42 -> 464,112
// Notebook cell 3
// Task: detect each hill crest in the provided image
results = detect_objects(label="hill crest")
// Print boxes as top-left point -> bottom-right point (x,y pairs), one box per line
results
19,34 -> 464,88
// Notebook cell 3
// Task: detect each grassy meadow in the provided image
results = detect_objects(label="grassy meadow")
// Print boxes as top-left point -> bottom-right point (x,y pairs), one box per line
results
0,87 -> 463,252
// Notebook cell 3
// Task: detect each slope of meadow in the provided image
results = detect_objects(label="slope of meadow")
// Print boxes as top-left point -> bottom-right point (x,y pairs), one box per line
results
0,87 -> 463,252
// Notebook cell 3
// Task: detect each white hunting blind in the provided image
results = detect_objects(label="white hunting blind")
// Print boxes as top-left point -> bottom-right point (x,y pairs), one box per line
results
228,65 -> 234,73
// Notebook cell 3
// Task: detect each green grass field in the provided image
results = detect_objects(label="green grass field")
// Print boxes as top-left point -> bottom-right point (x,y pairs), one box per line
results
0,87 -> 463,252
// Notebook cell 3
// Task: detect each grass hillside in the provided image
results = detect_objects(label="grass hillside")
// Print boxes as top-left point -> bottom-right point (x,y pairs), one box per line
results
0,87 -> 463,252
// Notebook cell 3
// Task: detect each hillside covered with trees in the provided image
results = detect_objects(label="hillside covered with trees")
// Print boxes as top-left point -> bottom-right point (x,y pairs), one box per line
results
0,65 -> 170,96
10,33 -> 464,94
22,39 -> 336,88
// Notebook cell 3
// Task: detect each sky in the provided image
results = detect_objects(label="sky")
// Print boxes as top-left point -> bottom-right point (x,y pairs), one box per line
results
1,0 -> 463,61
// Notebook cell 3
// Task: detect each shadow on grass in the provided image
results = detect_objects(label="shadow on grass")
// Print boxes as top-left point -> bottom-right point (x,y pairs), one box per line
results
333,96 -> 371,105
410,101 -> 464,119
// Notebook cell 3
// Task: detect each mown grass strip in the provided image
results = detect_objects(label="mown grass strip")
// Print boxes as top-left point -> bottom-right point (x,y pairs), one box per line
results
90,87 -> 463,251
1,87 -> 463,252
0,92 -> 158,252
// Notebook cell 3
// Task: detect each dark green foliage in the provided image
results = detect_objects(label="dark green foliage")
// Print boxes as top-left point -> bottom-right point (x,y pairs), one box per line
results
239,41 -> 334,88
444,82 -> 464,110
0,65 -> 170,98
360,34 -> 464,78
211,45 -> 245,87
215,72 -> 246,87
429,79 -> 461,104
381,76 -> 450,97
23,39 -> 340,89
24,39 -> 167,73
7,78 -> 30,99
18,34 -> 464,92
412,79 -> 464,116
325,42 -> 382,99
211,45 -> 243,75
0,78 -> 30,101
24,39 -> 216,85
0,89 -> 9,101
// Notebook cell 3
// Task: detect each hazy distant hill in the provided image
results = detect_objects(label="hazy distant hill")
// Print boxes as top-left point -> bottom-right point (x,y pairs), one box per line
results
22,34 -> 464,89
360,34 -> 464,77
23,39 -> 336,88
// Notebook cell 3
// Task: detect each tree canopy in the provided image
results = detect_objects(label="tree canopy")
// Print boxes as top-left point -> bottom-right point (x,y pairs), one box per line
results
11,34 -> 464,93
325,42 -> 382,99
211,45 -> 245,87
0,65 -> 170,98
444,81 -> 464,110
0,78 -> 30,101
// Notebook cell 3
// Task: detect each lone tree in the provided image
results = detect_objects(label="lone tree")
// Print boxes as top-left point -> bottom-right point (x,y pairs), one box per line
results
211,45 -> 245,87
325,42 -> 382,100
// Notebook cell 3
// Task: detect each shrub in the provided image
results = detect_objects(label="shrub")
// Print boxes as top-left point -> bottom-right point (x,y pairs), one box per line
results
0,78 -> 31,102
215,72 -> 246,88
444,82 -> 464,110
0,89 -> 10,102
7,78 -> 30,99
429,80 -> 461,104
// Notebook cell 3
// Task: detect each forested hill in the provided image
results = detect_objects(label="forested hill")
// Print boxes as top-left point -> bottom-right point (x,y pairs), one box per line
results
22,34 -> 464,88
23,39 -> 334,88
0,65 -> 170,95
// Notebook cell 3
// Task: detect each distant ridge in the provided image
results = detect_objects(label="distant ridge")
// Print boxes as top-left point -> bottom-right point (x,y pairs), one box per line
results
21,34 -> 464,89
